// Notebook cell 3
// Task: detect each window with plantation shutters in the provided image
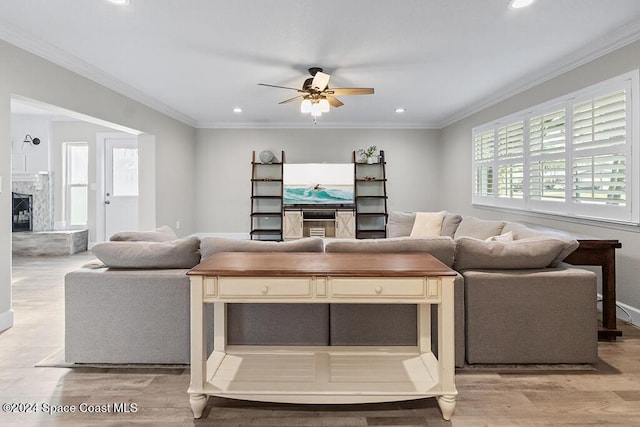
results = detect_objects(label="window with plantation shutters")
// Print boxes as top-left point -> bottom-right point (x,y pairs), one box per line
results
472,70 -> 639,224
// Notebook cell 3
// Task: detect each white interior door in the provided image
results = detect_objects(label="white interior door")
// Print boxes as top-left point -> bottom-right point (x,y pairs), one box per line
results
104,137 -> 138,239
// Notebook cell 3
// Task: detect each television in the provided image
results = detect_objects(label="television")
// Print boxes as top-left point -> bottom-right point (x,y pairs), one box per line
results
283,163 -> 354,207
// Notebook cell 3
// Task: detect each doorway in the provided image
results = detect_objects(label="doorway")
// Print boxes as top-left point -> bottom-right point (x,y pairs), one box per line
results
96,133 -> 139,241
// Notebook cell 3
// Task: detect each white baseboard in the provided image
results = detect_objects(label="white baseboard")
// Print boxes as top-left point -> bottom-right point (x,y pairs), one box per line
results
0,309 -> 14,332
597,293 -> 639,327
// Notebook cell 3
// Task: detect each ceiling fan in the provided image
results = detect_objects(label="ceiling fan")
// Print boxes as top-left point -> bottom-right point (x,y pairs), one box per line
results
258,67 -> 374,117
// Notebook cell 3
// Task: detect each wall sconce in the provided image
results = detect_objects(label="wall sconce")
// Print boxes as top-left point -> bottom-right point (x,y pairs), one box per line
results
23,134 -> 41,146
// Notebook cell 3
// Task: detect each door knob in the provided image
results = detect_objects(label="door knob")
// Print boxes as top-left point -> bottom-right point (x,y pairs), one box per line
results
104,200 -> 111,205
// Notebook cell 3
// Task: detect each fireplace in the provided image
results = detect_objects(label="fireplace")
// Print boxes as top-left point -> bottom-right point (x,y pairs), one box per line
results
12,192 -> 33,232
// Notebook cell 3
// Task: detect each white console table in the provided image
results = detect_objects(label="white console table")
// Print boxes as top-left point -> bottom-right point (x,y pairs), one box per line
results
187,252 -> 458,420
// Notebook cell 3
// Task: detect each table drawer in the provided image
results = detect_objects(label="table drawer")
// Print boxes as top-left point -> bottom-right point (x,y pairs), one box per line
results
330,278 -> 434,299
217,277 -> 313,298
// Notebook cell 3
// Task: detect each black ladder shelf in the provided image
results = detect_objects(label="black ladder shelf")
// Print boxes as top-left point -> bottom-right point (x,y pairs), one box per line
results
250,151 -> 285,240
353,150 -> 388,239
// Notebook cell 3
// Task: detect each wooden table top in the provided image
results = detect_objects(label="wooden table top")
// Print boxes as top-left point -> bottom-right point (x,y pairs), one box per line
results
188,252 -> 456,277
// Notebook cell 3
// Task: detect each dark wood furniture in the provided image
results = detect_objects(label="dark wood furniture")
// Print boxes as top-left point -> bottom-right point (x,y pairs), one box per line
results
564,239 -> 622,340
250,150 -> 284,241
353,150 -> 388,238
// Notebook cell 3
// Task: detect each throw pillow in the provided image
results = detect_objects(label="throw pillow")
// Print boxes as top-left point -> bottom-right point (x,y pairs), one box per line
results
109,225 -> 178,242
453,236 -> 565,270
410,211 -> 445,238
386,212 -> 416,238
92,236 -> 201,269
440,212 -> 463,237
485,231 -> 514,242
454,217 -> 506,240
200,236 -> 324,261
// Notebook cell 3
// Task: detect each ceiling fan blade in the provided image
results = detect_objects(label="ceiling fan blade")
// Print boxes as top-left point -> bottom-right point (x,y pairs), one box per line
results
278,95 -> 305,105
326,96 -> 344,108
325,88 -> 374,95
258,83 -> 303,92
311,71 -> 331,91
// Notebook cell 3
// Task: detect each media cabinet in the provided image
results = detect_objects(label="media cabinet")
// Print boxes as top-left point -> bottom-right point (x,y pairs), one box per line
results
283,207 -> 355,239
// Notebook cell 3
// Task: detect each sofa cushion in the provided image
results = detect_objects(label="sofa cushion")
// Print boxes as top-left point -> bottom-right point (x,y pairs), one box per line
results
325,236 -> 455,267
92,236 -> 201,269
454,236 -> 566,270
454,216 -> 506,240
410,211 -> 445,238
200,236 -> 324,260
109,225 -> 178,242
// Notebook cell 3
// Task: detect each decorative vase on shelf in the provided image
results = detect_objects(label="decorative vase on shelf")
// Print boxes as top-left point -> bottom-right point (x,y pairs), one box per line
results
259,150 -> 275,164
367,157 -> 374,164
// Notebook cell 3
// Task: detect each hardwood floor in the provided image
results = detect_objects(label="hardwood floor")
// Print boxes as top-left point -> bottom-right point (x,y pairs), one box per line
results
1,253 -> 639,426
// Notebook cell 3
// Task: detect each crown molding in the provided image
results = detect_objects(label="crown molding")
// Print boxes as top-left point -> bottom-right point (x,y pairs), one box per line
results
438,20 -> 640,129
0,20 -> 196,127
195,121 -> 438,129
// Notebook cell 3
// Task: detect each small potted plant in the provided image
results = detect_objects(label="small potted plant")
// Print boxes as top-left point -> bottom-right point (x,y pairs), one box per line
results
357,145 -> 378,164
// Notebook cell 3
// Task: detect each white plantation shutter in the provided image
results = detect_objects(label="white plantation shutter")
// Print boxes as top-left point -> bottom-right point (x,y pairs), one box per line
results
497,122 -> 524,159
530,110 -> 566,156
571,91 -> 627,209
472,129 -> 495,200
530,159 -> 565,201
471,71 -> 638,224
572,154 -> 626,206
474,130 -> 494,162
573,92 -> 626,151
529,109 -> 566,203
475,166 -> 493,197
498,163 -> 524,199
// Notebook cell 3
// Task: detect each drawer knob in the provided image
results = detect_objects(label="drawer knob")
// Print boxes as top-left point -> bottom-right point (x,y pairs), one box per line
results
375,286 -> 383,294
261,286 -> 269,294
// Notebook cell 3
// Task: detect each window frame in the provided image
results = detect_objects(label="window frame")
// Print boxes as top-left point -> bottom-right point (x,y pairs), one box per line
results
472,70 -> 640,225
62,141 -> 89,228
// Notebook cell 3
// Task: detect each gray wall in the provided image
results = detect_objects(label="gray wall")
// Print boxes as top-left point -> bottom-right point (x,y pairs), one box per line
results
440,39 -> 640,320
195,128 -> 442,233
0,40 -> 196,332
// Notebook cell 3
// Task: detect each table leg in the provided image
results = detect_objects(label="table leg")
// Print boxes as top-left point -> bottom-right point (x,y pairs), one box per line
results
190,393 -> 208,418
189,276 -> 208,418
600,249 -> 621,339
437,276 -> 457,419
437,395 -> 456,421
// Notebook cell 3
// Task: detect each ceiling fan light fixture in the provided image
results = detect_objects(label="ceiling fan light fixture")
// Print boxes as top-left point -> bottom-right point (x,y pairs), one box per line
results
301,99 -> 312,113
319,98 -> 330,113
508,0 -> 535,9
310,103 -> 322,117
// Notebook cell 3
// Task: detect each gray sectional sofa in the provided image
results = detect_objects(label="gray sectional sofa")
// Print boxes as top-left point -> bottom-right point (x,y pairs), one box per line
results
65,214 -> 598,366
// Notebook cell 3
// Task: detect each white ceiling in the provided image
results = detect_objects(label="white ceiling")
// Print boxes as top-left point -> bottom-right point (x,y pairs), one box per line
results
2,0 -> 640,129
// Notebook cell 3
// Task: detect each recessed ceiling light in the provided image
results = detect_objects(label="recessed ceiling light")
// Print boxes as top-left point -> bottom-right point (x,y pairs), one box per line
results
233,107 -> 243,113
509,0 -> 535,9
395,107 -> 406,113
107,0 -> 130,5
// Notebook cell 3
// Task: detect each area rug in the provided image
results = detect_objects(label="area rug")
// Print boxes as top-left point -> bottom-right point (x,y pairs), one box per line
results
35,348 -> 187,371
457,363 -> 596,373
